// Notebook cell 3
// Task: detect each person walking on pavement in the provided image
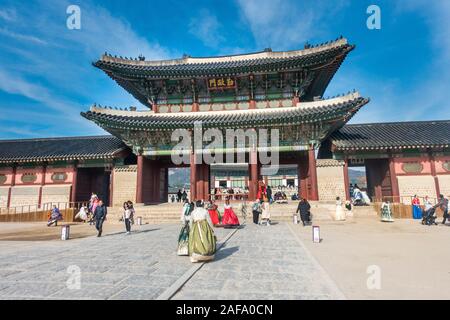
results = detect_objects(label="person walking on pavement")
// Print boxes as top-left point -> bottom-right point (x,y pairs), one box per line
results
252,200 -> 262,225
123,201 -> 135,235
266,185 -> 273,204
93,199 -> 107,237
437,194 -> 449,225
296,198 -> 311,226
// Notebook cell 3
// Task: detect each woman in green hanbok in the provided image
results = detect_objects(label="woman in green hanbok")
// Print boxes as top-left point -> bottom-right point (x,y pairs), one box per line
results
177,199 -> 193,256
188,200 -> 217,263
381,201 -> 394,222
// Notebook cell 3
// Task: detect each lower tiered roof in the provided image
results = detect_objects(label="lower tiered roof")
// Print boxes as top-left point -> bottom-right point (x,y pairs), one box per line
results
81,93 -> 369,131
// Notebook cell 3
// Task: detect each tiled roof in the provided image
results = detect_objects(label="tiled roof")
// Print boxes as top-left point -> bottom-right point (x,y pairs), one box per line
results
94,38 -> 354,107
0,135 -> 127,163
331,120 -> 450,150
81,93 -> 369,131
95,38 -> 352,78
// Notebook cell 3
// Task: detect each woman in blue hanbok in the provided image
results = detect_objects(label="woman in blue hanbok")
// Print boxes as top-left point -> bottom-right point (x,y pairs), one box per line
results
412,195 -> 422,219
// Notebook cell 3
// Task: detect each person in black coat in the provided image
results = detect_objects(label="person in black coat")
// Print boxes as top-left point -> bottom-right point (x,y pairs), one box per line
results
296,198 -> 311,226
93,199 -> 107,237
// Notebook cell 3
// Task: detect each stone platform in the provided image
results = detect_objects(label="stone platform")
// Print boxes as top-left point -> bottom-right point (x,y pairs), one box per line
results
107,201 -> 377,224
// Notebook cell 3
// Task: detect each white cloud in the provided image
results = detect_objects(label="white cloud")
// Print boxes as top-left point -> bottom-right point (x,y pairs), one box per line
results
0,8 -> 17,22
236,0 -> 349,49
0,27 -> 47,45
0,0 -> 175,138
188,9 -> 225,48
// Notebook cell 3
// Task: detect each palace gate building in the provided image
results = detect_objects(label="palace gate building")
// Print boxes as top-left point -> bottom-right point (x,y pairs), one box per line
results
0,37 -> 449,209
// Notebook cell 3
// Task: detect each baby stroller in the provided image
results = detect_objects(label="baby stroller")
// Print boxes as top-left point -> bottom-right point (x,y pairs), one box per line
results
422,207 -> 437,226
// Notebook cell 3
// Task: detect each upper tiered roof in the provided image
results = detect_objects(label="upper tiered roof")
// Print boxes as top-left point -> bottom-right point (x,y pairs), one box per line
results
94,37 -> 354,107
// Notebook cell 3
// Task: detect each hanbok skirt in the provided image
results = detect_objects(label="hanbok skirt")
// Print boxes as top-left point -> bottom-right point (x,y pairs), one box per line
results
412,205 -> 422,219
189,220 -> 216,262
261,208 -> 270,220
334,205 -> 346,221
222,208 -> 240,227
208,209 -> 220,226
177,222 -> 190,256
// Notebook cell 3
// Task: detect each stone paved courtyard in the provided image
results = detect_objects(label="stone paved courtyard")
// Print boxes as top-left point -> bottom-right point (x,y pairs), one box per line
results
173,223 -> 343,300
0,221 -> 343,300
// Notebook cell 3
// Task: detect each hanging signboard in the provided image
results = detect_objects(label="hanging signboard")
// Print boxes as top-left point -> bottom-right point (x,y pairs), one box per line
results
207,77 -> 236,90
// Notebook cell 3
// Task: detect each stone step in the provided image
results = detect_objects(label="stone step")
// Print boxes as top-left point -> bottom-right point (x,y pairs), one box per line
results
106,202 -> 377,223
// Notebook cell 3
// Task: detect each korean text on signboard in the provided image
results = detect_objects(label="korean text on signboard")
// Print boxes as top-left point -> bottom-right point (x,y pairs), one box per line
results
208,77 -> 236,90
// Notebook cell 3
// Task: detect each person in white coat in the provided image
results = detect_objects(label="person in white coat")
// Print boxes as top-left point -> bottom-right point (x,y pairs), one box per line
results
334,196 -> 346,221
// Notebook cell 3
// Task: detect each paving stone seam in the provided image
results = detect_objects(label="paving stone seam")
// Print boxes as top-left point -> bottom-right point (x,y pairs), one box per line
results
157,226 -> 242,300
286,222 -> 347,300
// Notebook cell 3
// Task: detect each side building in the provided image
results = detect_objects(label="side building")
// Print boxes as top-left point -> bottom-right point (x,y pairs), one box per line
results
0,136 -> 131,209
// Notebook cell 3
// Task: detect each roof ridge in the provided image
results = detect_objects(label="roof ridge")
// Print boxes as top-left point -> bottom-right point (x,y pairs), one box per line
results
0,135 -> 117,143
88,92 -> 364,118
344,119 -> 450,127
98,37 -> 350,66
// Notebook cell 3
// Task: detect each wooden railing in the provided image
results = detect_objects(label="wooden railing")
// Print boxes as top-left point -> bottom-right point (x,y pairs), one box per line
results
0,202 -> 90,222
373,196 -> 444,219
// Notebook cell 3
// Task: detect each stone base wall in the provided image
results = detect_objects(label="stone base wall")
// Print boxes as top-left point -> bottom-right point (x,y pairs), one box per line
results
437,175 -> 450,197
0,187 -> 9,208
397,175 -> 436,203
9,186 -> 40,208
41,185 -> 71,205
112,165 -> 137,207
316,159 -> 346,201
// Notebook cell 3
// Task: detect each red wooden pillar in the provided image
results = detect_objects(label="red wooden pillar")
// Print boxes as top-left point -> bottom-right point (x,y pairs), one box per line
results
343,159 -> 350,201
249,100 -> 256,110
203,164 -> 210,201
248,149 -> 259,201
388,158 -> 400,202
192,102 -> 199,112
71,162 -> 78,203
429,153 -> 441,198
307,148 -> 319,201
163,167 -> 169,202
136,155 -> 145,204
195,163 -> 203,201
298,154 -> 309,200
292,96 -> 299,106
38,164 -> 47,208
109,168 -> 114,207
190,152 -> 197,201
150,161 -> 159,203
6,165 -> 17,208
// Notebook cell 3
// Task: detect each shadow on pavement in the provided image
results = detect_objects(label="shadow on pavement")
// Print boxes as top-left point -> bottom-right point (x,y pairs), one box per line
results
214,246 -> 239,261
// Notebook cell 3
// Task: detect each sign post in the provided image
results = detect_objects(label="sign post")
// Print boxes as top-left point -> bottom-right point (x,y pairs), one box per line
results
312,225 -> 320,243
61,225 -> 70,240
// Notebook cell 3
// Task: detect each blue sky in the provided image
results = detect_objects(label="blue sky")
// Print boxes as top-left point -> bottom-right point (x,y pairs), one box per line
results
0,0 -> 449,139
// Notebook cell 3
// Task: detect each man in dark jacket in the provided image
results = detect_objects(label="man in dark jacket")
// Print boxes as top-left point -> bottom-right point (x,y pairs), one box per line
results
93,200 -> 107,237
266,186 -> 273,204
296,198 -> 311,226
437,194 -> 449,225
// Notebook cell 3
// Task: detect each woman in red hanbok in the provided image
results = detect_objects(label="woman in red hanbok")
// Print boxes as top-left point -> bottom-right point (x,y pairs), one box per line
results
206,200 -> 220,226
221,198 -> 240,227
256,181 -> 267,201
